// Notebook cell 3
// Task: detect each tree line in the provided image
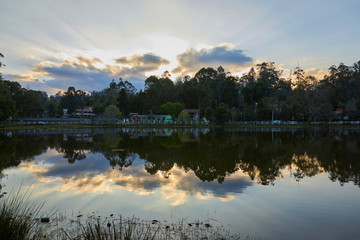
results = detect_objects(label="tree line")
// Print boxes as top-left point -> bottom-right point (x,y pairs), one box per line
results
1,53 -> 360,122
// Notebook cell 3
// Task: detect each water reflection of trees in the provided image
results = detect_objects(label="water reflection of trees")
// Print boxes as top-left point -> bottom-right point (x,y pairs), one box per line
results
1,129 -> 360,186
0,135 -> 52,172
57,137 -> 87,163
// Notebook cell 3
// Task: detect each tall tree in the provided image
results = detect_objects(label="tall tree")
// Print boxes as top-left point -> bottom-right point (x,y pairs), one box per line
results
59,86 -> 86,114
117,78 -> 136,117
0,79 -> 16,120
144,73 -> 175,113
16,90 -> 46,117
104,105 -> 121,121
157,102 -> 184,119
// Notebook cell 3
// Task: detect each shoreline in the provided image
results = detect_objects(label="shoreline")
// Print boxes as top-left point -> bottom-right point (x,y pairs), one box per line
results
1,122 -> 360,131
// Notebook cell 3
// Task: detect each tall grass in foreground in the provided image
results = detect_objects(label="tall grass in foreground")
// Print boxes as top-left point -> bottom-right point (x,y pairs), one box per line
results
0,187 -> 253,240
49,213 -> 252,240
0,187 -> 45,240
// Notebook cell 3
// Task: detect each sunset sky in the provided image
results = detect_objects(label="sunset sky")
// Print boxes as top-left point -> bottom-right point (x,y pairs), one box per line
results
1,0 -> 359,95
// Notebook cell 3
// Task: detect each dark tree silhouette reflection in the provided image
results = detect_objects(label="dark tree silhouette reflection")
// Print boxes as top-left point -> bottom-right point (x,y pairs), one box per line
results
1,128 -> 360,187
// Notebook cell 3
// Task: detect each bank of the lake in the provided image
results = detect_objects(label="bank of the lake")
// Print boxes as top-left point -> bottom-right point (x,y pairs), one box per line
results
1,122 -> 360,131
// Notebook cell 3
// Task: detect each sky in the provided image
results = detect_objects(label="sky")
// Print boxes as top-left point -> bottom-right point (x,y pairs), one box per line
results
1,0 -> 359,95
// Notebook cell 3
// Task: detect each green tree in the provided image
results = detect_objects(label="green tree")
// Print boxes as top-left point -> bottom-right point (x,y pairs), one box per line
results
104,105 -> 121,122
0,79 -> 16,120
130,90 -> 146,114
177,76 -> 199,109
46,99 -> 59,117
0,54 -> 16,120
177,110 -> 190,123
293,66 -> 305,86
16,90 -> 47,117
157,102 -> 184,118
220,75 -> 239,107
117,78 -> 137,117
144,73 -> 175,113
59,87 -> 87,115
195,67 -> 217,110
117,88 -> 128,118
214,105 -> 230,125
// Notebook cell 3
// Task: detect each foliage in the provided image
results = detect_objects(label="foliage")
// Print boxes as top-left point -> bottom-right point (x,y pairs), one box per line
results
2,58 -> 360,123
16,90 -> 47,117
59,86 -> 86,114
214,105 -> 230,125
0,186 -> 45,240
157,102 -> 184,118
144,74 -> 175,113
104,105 -> 121,120
0,80 -> 17,120
177,110 -> 191,123
204,106 -> 214,122
46,99 -> 60,117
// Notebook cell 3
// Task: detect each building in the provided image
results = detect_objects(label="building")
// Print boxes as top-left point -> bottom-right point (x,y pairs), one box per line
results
74,107 -> 95,117
130,114 -> 172,123
183,109 -> 200,121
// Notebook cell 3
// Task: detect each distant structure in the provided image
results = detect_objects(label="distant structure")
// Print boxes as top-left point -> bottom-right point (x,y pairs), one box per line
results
183,109 -> 200,121
129,113 -> 173,123
74,107 -> 95,117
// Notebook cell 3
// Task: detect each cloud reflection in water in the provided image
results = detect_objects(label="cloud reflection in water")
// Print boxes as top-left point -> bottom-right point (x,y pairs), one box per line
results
16,149 -> 252,205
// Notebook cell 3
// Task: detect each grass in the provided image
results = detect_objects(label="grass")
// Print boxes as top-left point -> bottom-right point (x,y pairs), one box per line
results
1,187 -> 252,240
48,213 -> 249,240
0,186 -> 47,240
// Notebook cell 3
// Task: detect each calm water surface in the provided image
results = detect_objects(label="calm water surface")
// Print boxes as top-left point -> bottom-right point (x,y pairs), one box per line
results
1,127 -> 360,239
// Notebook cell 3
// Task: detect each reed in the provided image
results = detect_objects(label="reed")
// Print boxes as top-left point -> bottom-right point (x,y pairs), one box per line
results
50,213 -> 247,240
0,186 -> 45,240
0,187 -> 250,239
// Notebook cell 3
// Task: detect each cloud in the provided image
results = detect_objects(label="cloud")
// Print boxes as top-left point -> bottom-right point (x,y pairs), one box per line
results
3,73 -> 39,82
116,53 -> 169,67
173,45 -> 254,75
75,56 -> 103,66
305,67 -> 328,80
34,59 -> 112,92
5,48 -> 253,95
113,53 -> 170,79
13,53 -> 171,94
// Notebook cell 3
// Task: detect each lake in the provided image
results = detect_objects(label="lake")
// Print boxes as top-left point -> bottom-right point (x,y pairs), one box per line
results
1,127 -> 359,239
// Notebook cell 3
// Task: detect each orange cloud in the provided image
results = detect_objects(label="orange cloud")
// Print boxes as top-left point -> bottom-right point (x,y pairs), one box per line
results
305,67 -> 328,80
